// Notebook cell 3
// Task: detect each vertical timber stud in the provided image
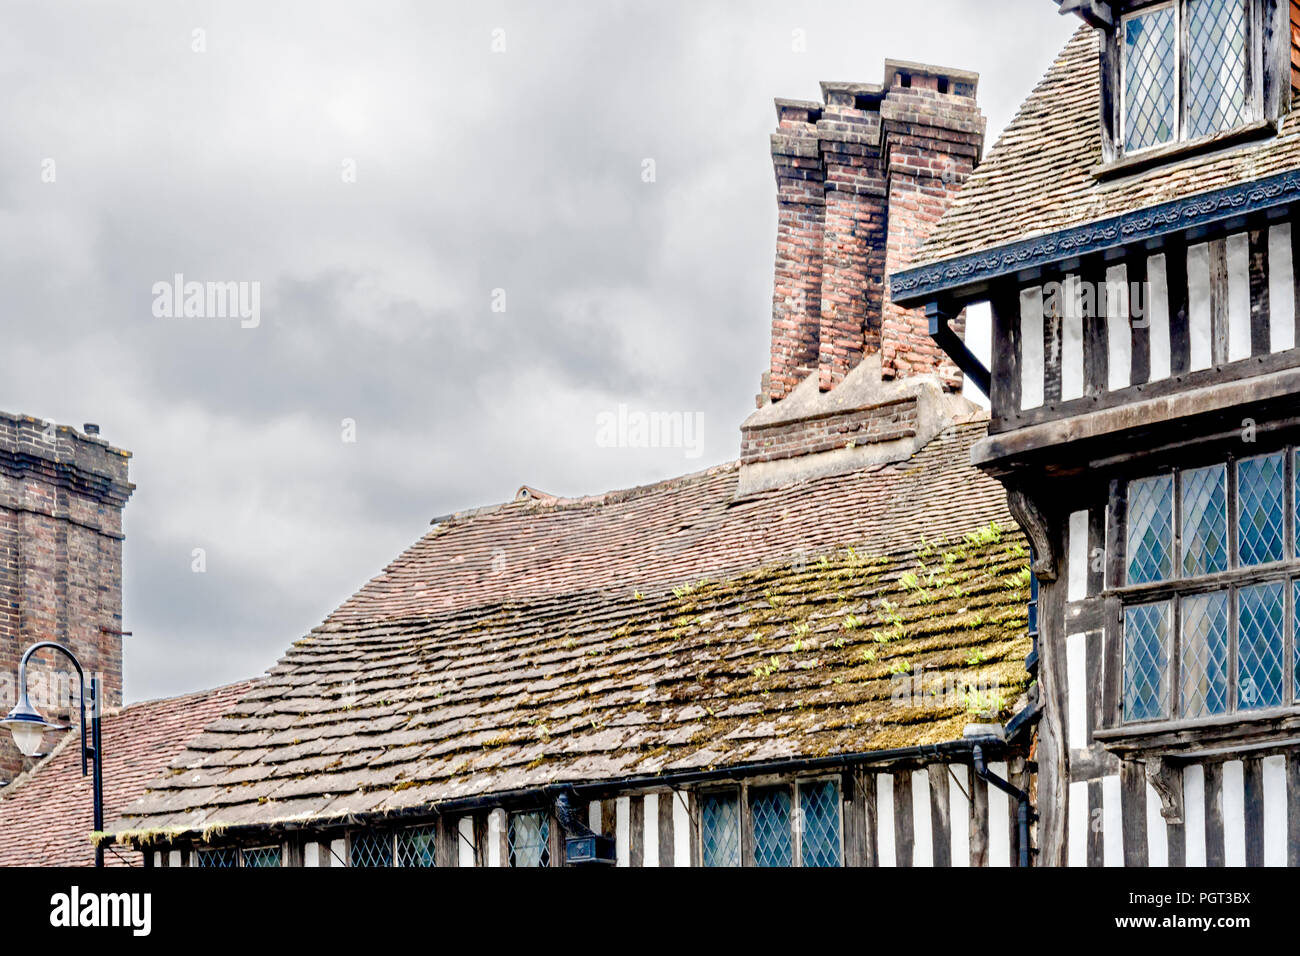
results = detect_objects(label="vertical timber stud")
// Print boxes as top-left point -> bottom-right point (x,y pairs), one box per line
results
842,770 -> 865,867
861,767 -> 879,867
1037,548 -> 1068,866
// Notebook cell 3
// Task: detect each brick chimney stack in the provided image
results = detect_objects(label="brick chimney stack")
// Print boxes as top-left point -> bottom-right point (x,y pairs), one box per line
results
0,412 -> 133,780
768,98 -> 826,402
743,60 -> 985,494
879,62 -> 985,385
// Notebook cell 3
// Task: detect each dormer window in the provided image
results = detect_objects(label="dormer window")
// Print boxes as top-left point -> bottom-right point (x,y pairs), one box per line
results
1121,0 -> 1255,154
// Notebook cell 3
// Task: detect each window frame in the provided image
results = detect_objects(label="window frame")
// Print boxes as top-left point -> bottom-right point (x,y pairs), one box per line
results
195,844 -> 283,867
346,824 -> 439,868
698,777 -> 844,868
1111,446 -> 1299,733
506,809 -> 552,868
1117,0 -> 1261,158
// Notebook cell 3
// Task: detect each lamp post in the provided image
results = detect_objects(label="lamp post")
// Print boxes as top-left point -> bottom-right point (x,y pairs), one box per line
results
0,642 -> 104,868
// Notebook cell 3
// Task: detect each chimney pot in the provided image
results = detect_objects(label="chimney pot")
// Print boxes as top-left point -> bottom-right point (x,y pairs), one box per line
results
84,423 -> 100,436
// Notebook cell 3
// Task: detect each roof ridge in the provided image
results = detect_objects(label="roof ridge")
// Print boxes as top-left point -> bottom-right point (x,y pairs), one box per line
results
431,459 -> 742,527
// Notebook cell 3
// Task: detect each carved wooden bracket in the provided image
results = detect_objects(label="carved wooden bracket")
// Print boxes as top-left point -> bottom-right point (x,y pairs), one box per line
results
1145,757 -> 1183,825
1006,486 -> 1058,582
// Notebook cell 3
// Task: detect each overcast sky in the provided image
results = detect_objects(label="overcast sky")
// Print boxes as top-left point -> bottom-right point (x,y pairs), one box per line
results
0,0 -> 1077,702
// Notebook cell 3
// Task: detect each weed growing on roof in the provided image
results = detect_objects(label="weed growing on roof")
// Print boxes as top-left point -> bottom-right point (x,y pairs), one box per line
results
859,647 -> 877,663
888,659 -> 911,675
961,687 -> 1007,718
752,656 -> 783,678
964,522 -> 1004,548
965,648 -> 988,666
842,614 -> 862,631
1003,568 -> 1032,591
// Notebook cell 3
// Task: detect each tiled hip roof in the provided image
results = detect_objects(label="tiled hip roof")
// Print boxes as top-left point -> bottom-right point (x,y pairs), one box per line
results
109,424 -> 1030,839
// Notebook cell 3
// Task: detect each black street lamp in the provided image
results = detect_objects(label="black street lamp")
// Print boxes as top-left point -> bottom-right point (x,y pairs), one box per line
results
0,643 -> 104,868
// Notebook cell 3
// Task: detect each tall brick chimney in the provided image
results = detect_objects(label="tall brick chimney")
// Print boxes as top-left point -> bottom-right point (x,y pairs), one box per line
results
742,60 -> 985,494
0,412 -> 133,780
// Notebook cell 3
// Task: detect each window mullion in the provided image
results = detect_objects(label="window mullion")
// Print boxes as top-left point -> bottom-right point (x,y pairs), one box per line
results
1176,0 -> 1186,142
793,782 -> 803,868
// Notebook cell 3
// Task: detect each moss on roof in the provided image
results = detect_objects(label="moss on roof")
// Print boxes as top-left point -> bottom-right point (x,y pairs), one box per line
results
112,521 -> 1031,837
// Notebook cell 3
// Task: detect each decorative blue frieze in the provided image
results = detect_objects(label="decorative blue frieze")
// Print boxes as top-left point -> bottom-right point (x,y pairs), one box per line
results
890,166 -> 1300,305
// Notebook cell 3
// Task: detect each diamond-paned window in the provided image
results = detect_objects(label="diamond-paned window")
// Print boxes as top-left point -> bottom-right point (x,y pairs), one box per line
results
1238,454 -> 1285,566
349,830 -> 393,868
1123,5 -> 1177,152
1182,464 -> 1228,576
242,846 -> 282,868
798,779 -> 842,868
1124,602 -> 1171,721
1238,582 -> 1285,710
195,847 -> 238,868
700,791 -> 741,867
750,787 -> 794,867
1128,474 -> 1174,584
1185,0 -> 1250,139
1119,0 -> 1258,157
1122,449 -> 1300,726
395,826 -> 437,867
1181,590 -> 1229,718
1294,449 -> 1300,559
1294,580 -> 1300,701
507,811 -> 550,868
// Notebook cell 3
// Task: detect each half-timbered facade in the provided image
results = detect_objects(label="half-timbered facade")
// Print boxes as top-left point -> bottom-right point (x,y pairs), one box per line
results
893,0 -> 1300,866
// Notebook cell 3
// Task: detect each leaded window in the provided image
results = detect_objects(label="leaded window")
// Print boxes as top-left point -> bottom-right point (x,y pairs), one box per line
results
507,811 -> 550,868
1238,453 -> 1285,565
702,780 -> 841,867
1181,464 -> 1228,576
241,846 -> 282,868
195,847 -> 238,868
1125,602 -> 1171,720
1120,448 -> 1300,725
1127,474 -> 1174,584
349,830 -> 394,868
195,845 -> 280,867
750,787 -> 794,867
395,826 -> 437,867
1120,0 -> 1256,155
798,779 -> 843,868
1180,590 -> 1228,718
700,791 -> 741,868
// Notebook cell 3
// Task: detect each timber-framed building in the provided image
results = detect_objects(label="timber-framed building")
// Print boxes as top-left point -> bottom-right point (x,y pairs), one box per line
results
90,0 -> 1300,869
894,0 -> 1300,865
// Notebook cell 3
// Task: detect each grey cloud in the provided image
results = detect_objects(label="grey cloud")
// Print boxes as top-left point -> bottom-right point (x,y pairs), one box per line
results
0,0 -> 1076,700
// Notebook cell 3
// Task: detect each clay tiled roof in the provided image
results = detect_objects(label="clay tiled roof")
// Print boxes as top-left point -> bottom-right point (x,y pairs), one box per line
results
914,25 -> 1300,267
110,422 -> 1031,840
0,681 -> 255,866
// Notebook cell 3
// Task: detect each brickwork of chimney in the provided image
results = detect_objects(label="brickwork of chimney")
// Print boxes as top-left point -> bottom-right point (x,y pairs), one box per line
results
767,100 -> 825,403
0,413 -> 133,780
740,394 -> 919,466
816,84 -> 886,393
763,63 -> 984,407
745,61 -> 985,489
879,67 -> 985,386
